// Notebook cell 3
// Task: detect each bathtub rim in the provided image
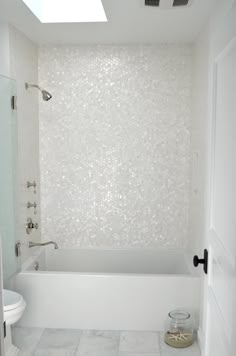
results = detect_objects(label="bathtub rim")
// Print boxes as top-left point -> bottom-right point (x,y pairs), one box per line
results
18,269 -> 200,278
19,247 -> 199,277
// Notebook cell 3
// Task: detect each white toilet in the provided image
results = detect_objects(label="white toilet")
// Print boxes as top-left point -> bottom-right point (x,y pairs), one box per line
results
3,289 -> 26,356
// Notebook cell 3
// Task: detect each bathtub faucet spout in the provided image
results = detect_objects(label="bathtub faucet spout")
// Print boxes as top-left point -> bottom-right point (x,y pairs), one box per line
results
29,241 -> 58,249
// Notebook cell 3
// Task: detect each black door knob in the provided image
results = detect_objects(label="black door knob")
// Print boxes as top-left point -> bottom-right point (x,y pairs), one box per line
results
193,249 -> 208,274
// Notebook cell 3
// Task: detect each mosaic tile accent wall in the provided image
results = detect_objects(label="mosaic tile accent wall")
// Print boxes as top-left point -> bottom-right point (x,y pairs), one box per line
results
39,45 -> 192,249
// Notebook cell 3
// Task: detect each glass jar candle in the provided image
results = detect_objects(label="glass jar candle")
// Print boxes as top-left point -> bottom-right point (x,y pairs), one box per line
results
164,310 -> 194,348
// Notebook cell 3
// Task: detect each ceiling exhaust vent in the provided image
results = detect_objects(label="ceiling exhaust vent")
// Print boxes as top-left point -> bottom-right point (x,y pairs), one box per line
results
173,0 -> 189,6
144,0 -> 192,8
145,0 -> 160,6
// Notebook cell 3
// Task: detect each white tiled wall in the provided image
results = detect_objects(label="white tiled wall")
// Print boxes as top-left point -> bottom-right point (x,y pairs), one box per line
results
9,26 -> 41,262
189,27 -> 209,257
39,45 -> 192,249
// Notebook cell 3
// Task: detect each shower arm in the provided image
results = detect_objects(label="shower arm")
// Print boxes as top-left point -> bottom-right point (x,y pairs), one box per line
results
25,83 -> 42,91
25,82 -> 52,101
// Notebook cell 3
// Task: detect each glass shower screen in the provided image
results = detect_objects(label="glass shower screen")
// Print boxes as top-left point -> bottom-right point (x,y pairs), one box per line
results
0,75 -> 20,281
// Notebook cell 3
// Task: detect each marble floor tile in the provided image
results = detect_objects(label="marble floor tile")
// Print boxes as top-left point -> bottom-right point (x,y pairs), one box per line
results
82,330 -> 120,340
119,353 -> 159,356
12,326 -> 44,356
76,330 -> 119,356
12,327 -> 201,356
159,332 -> 201,356
120,331 -> 160,353
36,328 -> 81,353
34,348 -> 76,356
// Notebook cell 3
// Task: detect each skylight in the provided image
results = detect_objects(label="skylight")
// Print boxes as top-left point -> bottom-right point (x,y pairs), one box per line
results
22,0 -> 107,23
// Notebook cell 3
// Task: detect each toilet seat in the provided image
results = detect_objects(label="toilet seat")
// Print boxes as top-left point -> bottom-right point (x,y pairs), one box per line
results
3,290 -> 26,356
3,290 -> 24,312
3,289 -> 26,326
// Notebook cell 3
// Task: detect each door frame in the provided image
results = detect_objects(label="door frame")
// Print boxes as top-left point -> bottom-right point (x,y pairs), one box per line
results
203,1 -> 236,354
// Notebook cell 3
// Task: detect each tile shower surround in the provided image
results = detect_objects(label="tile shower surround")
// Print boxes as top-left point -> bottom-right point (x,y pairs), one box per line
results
39,45 -> 192,249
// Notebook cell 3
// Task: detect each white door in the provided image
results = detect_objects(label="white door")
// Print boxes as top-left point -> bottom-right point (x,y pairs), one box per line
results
205,2 -> 236,355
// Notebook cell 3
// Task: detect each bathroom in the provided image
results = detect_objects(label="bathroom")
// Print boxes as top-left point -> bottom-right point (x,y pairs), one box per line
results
0,0 -> 235,355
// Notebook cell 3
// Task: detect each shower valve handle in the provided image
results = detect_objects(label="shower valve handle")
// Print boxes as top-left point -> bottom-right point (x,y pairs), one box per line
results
27,201 -> 37,209
26,217 -> 38,234
27,181 -> 36,189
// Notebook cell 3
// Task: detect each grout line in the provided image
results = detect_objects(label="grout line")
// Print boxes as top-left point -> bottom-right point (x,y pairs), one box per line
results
74,329 -> 82,355
32,327 -> 45,355
118,330 -> 122,355
158,331 -> 162,356
35,327 -> 45,349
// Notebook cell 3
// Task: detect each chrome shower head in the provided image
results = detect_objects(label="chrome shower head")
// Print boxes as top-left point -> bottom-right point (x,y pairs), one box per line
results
42,90 -> 52,101
25,82 -> 52,101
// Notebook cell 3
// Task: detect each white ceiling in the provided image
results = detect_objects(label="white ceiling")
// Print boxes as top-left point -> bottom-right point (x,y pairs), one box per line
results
0,0 -> 216,44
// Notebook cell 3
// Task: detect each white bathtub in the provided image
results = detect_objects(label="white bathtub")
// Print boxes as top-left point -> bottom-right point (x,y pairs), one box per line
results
14,249 -> 200,331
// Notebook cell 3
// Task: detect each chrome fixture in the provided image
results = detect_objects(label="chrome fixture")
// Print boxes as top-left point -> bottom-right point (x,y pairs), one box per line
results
34,261 -> 40,271
27,202 -> 37,209
25,83 -> 52,101
15,242 -> 21,257
27,181 -> 36,189
27,180 -> 37,194
29,241 -> 58,249
27,201 -> 37,215
26,217 -> 38,234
